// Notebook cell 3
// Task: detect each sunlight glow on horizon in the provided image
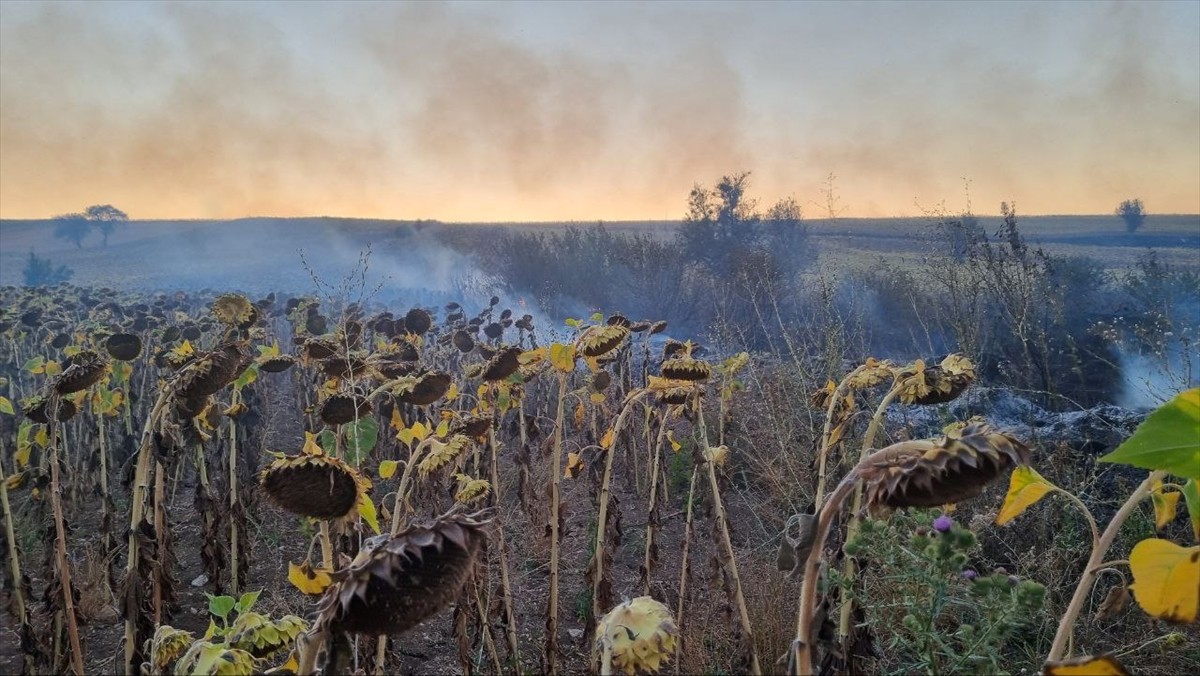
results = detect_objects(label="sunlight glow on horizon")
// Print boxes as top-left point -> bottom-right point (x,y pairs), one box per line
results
1,1 -> 1197,221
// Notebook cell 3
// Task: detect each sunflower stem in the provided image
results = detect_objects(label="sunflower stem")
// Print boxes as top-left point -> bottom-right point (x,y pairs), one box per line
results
547,372 -> 568,675
792,471 -> 860,676
696,402 -> 761,675
642,414 -> 670,595
45,394 -> 85,675
1047,471 -> 1164,662
228,387 -> 241,596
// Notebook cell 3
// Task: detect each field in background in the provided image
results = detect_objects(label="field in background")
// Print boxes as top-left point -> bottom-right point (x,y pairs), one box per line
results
1,214 -> 1197,290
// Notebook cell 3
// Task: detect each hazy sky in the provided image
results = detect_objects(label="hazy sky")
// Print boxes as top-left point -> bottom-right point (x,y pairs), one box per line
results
1,0 -> 1198,221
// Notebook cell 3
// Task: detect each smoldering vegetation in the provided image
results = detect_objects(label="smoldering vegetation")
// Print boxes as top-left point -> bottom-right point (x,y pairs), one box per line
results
3,198 -> 1198,411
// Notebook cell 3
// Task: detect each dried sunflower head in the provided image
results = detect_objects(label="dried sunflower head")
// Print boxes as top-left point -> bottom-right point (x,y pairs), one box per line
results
481,346 -> 522,382
404,308 -> 433,336
105,333 -> 143,361
592,596 -> 678,675
313,510 -> 490,636
393,370 -> 452,406
591,370 -> 612,392
660,357 -> 710,383
856,422 -> 1030,516
172,342 -> 250,399
22,394 -> 78,424
578,325 -> 629,358
211,294 -> 256,328
319,392 -> 373,426
258,354 -> 296,373
846,358 -> 895,390
449,413 -> 491,439
452,330 -> 475,354
54,349 -> 109,394
302,337 -> 340,361
895,354 -> 976,406
261,446 -> 368,519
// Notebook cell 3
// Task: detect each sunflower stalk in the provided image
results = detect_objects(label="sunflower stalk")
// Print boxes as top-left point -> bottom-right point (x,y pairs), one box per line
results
546,372 -> 568,674
640,414 -> 670,595
589,389 -> 650,628
833,380 -> 905,655
228,387 -> 241,596
1046,471 -> 1164,662
813,364 -> 868,506
0,444 -> 37,674
44,393 -> 85,675
695,402 -> 761,675
486,403 -> 521,673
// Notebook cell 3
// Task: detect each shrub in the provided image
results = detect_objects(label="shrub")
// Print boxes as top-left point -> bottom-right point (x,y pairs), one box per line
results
22,250 -> 73,286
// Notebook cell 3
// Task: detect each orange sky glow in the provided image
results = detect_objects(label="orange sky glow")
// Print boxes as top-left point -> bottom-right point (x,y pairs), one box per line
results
2,1 -> 1197,221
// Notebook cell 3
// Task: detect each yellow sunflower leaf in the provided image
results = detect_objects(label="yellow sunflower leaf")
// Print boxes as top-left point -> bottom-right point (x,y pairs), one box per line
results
0,396 -> 13,416
1043,654 -> 1128,675
590,392 -> 606,405
1128,537 -> 1199,623
1150,480 -> 1182,530
995,465 -> 1058,526
549,343 -> 575,373
435,420 -> 450,438
389,405 -> 405,432
600,428 -> 615,450
378,460 -> 399,480
357,493 -> 381,535
564,452 -> 584,479
446,383 -> 459,401
667,430 -> 682,453
34,427 -> 49,448
302,432 -> 324,456
287,561 -> 332,596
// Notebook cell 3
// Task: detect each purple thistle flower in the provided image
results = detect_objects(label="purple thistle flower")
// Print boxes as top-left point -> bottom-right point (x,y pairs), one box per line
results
933,515 -> 954,533
961,568 -> 978,581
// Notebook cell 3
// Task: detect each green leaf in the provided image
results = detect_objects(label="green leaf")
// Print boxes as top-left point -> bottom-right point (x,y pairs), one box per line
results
233,363 -> 258,390
590,312 -> 603,322
205,593 -> 235,622
1099,388 -> 1200,479
1183,478 -> 1200,543
0,396 -> 13,416
317,430 -> 337,455
234,590 -> 260,615
343,417 -> 379,464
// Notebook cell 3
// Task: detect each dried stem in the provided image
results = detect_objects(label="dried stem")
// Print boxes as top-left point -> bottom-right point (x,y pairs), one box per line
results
1047,471 -> 1164,662
546,372 -> 568,674
46,394 -> 85,675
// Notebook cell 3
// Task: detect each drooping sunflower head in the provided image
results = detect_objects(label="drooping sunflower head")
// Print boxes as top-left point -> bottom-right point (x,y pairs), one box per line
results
578,325 -> 629,358
53,349 -> 109,395
895,354 -> 976,406
260,444 -> 368,519
481,346 -> 522,382
856,422 -> 1029,516
319,391 -> 373,426
660,357 -> 711,383
313,510 -> 490,636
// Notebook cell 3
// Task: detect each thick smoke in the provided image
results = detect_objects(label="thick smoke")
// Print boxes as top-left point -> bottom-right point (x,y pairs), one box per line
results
1,2 -> 1196,220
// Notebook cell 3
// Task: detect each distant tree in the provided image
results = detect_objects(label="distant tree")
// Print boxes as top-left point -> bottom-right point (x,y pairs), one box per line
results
84,204 -> 129,245
52,212 -> 91,248
678,172 -> 760,274
51,204 -> 129,247
1115,198 -> 1146,233
22,250 -> 74,286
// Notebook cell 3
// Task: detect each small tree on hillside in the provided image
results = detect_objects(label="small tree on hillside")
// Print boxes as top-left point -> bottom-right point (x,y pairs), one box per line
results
53,212 -> 91,248
1115,198 -> 1146,233
51,204 -> 129,247
22,250 -> 74,286
85,204 -> 129,245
